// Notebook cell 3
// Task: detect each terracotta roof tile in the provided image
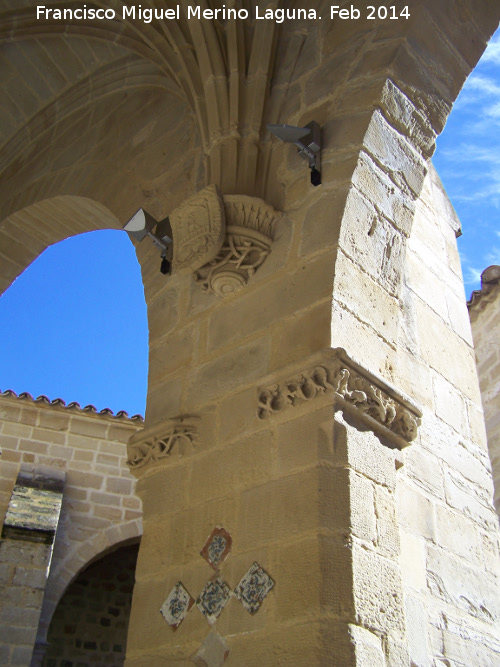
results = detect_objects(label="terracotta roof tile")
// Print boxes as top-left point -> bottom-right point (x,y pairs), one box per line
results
0,389 -> 144,422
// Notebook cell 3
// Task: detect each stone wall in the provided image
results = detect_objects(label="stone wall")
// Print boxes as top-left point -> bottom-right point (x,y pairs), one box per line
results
0,391 -> 143,662
469,266 -> 500,514
396,167 -> 499,665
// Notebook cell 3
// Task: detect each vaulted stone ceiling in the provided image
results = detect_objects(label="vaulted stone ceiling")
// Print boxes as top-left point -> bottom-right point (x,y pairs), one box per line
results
0,0 -> 498,297
2,1 -> 496,209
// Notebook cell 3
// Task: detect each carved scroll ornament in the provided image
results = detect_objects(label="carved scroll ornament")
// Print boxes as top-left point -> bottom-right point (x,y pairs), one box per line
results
257,351 -> 421,448
127,422 -> 197,471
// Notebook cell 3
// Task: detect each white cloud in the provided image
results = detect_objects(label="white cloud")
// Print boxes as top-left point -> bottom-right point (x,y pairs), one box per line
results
485,100 -> 500,119
466,74 -> 500,97
459,74 -> 500,126
482,34 -> 500,65
464,266 -> 483,285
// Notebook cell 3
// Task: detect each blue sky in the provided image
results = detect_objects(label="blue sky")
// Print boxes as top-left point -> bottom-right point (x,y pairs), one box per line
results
433,28 -> 500,287
0,231 -> 148,415
0,28 -> 498,416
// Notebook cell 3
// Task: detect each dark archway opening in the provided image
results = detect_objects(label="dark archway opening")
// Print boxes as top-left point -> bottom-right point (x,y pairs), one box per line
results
43,542 -> 139,667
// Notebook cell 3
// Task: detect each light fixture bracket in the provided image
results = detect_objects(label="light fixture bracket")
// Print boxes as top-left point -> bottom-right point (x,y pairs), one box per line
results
124,209 -> 173,274
267,121 -> 322,186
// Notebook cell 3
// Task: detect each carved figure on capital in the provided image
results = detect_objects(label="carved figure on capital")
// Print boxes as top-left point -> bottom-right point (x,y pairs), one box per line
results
257,352 -> 422,448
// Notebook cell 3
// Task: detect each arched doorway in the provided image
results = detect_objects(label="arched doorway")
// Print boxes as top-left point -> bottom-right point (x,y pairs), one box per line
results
43,541 -> 140,667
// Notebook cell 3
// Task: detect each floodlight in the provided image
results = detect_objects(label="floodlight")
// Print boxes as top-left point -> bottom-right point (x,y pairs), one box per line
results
267,125 -> 311,144
267,121 -> 322,186
124,208 -> 173,274
123,209 -> 157,242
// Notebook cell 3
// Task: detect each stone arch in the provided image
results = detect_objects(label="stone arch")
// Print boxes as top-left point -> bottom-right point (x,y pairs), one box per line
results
0,196 -> 124,296
37,522 -> 143,646
1,4 -> 500,664
42,538 -> 141,666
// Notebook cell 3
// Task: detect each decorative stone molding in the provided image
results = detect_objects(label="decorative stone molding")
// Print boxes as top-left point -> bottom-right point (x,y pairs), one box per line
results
170,184 -> 226,274
193,194 -> 280,296
193,225 -> 272,296
257,349 -> 422,449
168,187 -> 279,295
127,419 -> 197,472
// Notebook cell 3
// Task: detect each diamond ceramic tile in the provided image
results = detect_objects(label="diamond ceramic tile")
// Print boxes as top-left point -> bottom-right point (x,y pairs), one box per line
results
193,630 -> 230,666
200,526 -> 232,570
235,562 -> 274,614
197,578 -> 231,622
160,582 -> 194,629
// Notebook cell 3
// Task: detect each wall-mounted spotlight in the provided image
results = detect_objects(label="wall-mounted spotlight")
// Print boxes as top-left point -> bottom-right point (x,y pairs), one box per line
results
267,121 -> 321,186
124,209 -> 173,274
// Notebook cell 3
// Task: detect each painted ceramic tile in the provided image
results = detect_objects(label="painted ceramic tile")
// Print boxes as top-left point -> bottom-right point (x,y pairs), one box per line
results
200,526 -> 232,570
197,578 -> 231,621
160,582 -> 194,629
235,562 -> 274,614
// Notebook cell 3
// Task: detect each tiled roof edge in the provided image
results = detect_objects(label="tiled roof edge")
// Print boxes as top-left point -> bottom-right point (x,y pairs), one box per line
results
0,389 -> 144,423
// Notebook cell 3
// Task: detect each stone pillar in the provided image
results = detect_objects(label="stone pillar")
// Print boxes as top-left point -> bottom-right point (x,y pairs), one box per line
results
0,466 -> 64,666
125,351 -> 419,664
124,184 -> 422,664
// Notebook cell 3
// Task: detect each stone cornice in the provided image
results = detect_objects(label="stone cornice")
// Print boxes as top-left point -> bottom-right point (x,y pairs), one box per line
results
468,265 -> 500,321
257,348 -> 422,449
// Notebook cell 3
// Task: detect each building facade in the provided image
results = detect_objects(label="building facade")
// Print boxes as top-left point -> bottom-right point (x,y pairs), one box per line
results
0,391 -> 143,664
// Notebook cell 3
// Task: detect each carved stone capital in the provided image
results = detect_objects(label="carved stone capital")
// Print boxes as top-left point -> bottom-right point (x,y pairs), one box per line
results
127,418 -> 198,475
257,349 -> 422,449
193,194 -> 280,296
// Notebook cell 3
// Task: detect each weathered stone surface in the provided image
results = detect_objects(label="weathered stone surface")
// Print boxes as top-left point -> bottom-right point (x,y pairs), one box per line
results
352,545 -> 406,635
469,269 -> 500,515
397,480 -> 436,540
349,624 -> 386,665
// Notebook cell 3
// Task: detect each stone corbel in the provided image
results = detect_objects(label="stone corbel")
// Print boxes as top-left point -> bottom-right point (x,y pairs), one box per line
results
257,348 -> 422,449
169,186 -> 280,296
